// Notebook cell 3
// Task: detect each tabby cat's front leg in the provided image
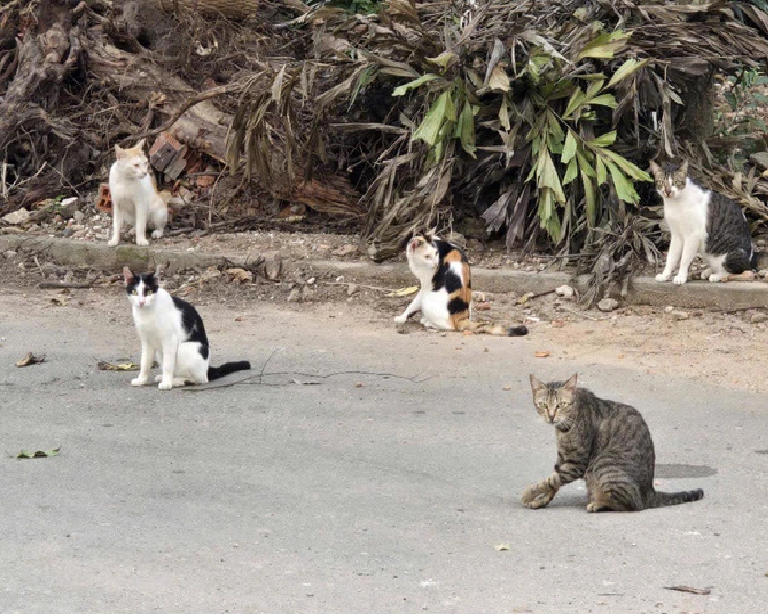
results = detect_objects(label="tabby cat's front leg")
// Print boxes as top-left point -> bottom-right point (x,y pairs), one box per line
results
521,473 -> 561,509
522,457 -> 586,509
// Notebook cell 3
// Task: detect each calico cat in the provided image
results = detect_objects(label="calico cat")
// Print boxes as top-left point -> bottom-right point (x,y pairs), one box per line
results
650,160 -> 754,284
124,267 -> 250,390
393,232 -> 527,336
108,140 -> 169,247
522,374 -> 704,512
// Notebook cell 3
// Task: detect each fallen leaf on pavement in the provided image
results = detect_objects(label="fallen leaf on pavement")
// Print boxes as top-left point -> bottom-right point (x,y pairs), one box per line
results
385,286 -> 418,298
663,585 -> 711,595
97,361 -> 140,371
495,544 -> 510,551
14,446 -> 61,459
534,351 -> 550,358
16,352 -> 45,367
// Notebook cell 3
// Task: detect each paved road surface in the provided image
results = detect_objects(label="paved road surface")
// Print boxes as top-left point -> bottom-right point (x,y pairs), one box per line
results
1,286 -> 766,614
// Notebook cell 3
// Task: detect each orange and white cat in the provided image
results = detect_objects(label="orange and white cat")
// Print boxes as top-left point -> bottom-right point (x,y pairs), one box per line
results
108,140 -> 168,247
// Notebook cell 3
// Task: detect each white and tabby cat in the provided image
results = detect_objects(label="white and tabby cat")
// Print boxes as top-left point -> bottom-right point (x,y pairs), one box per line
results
650,160 -> 754,284
394,232 -> 527,336
108,140 -> 169,247
124,267 -> 250,390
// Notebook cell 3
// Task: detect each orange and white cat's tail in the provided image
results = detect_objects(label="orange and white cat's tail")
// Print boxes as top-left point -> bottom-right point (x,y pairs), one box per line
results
647,488 -> 704,508
456,321 -> 528,337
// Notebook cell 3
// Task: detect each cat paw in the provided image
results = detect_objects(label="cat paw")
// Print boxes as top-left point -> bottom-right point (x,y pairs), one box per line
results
131,377 -> 148,387
151,229 -> 164,239
655,273 -> 671,282
700,268 -> 713,280
673,274 -> 688,285
586,502 -> 601,513
393,314 -> 408,324
107,238 -> 119,247
521,483 -> 554,509
157,380 -> 173,390
136,238 -> 149,247
708,273 -> 726,283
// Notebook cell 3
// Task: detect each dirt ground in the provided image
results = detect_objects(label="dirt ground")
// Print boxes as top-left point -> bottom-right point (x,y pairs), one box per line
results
2,249 -> 767,395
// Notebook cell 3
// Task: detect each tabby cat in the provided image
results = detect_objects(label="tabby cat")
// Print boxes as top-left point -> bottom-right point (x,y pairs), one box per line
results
394,232 -> 527,336
650,160 -> 754,284
522,374 -> 704,512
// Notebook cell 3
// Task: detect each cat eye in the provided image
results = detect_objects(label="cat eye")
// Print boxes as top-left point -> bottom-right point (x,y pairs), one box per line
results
131,288 -> 139,295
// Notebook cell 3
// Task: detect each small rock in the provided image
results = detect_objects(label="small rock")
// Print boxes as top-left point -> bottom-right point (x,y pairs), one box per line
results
61,197 -> 78,207
73,211 -> 85,223
671,310 -> 689,320
3,250 -> 17,258
52,215 -> 63,224
597,297 -> 619,312
62,228 -> 73,238
664,306 -> 674,313
750,313 -> 768,324
758,270 -> 768,279
92,224 -> 102,231
347,283 -> 359,296
2,208 -> 30,225
555,284 -> 575,299
287,287 -> 302,302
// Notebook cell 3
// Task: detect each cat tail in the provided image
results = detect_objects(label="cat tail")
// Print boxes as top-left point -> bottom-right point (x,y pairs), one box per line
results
207,361 -> 252,381
646,488 -> 704,508
456,321 -> 528,337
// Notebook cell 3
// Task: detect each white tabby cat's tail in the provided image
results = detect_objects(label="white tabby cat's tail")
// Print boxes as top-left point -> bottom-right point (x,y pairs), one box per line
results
208,361 -> 251,381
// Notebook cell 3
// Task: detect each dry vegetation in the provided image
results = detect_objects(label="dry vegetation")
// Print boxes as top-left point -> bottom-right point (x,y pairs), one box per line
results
3,0 -> 768,299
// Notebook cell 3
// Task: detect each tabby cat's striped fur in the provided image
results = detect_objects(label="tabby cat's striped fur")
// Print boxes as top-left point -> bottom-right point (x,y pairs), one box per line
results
523,374 -> 704,512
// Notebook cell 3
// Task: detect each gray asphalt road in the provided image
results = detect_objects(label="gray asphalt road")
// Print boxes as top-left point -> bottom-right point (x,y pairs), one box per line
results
1,287 -> 766,614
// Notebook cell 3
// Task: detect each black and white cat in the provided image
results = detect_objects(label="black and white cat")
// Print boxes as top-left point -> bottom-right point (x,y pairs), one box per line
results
650,160 -> 754,284
124,267 -> 251,389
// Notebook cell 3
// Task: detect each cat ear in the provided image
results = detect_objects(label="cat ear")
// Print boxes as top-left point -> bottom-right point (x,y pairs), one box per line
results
123,266 -> 135,285
648,161 -> 661,176
115,144 -> 126,160
135,139 -> 146,151
563,373 -> 578,391
678,159 -> 689,177
154,264 -> 163,281
529,373 -> 543,391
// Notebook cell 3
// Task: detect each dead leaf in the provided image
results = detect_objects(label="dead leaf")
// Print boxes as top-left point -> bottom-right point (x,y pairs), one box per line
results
495,544 -> 510,551
663,586 -> 711,596
16,352 -> 45,367
354,382 -> 365,388
226,268 -> 253,283
475,302 -> 491,311
50,296 -> 68,306
516,292 -> 535,305
502,386 -> 511,391
534,351 -> 550,358
14,446 -> 61,459
385,286 -> 419,298
97,361 -> 140,371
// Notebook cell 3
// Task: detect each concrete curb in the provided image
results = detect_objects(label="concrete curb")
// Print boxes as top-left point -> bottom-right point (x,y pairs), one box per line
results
2,233 -> 768,310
